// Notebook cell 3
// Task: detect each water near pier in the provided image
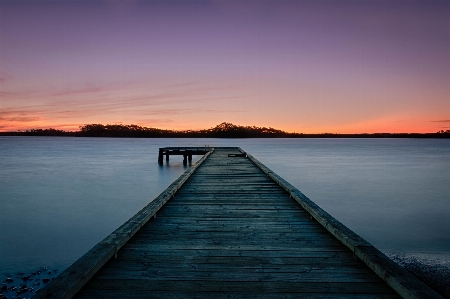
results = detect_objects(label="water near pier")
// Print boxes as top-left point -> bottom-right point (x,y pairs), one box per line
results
1,137 -> 449,297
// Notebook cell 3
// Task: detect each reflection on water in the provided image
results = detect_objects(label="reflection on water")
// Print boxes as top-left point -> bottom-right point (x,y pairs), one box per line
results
1,137 -> 449,297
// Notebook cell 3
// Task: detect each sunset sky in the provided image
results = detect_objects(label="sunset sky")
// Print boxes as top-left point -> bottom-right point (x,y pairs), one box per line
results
1,0 -> 449,133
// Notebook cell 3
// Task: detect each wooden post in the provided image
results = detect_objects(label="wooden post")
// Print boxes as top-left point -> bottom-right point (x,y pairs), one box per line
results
158,150 -> 163,165
166,153 -> 169,161
188,154 -> 192,162
183,154 -> 187,165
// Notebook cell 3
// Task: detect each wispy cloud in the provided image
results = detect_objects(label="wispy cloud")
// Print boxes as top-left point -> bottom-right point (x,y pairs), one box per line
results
50,85 -> 105,97
0,110 -> 47,122
139,107 -> 244,116
1,77 -> 249,132
0,116 -> 42,122
0,71 -> 13,82
430,120 -> 450,123
135,119 -> 174,127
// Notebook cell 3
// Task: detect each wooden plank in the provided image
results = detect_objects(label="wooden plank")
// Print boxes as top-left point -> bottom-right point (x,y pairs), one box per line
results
76,279 -> 397,295
110,254 -> 359,265
110,250 -> 361,263
76,290 -> 401,299
90,268 -> 385,282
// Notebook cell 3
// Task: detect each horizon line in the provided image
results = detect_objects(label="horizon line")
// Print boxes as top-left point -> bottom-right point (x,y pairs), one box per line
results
1,122 -> 449,136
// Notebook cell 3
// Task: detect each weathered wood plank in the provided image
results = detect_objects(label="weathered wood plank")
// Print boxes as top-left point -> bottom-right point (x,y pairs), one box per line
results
115,248 -> 354,259
110,254 -> 359,265
91,269 -> 385,283
76,279 -> 398,294
79,292 -> 398,299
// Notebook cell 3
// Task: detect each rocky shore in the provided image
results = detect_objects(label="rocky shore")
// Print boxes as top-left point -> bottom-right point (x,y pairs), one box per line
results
388,253 -> 450,299
0,268 -> 59,299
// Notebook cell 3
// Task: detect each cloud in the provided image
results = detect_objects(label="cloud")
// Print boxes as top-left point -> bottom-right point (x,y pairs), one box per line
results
139,107 -> 244,116
0,72 -> 13,82
430,120 -> 450,123
50,84 -> 104,97
0,110 -> 46,123
135,119 -> 174,127
0,80 -> 136,101
0,91 -> 25,98
0,116 -> 42,122
0,77 -> 247,131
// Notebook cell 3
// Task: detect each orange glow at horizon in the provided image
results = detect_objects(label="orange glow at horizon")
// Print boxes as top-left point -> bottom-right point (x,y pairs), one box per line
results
2,116 -> 448,134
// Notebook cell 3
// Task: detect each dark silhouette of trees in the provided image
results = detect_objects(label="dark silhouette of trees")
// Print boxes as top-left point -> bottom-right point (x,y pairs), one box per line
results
1,122 -> 449,138
75,122 -> 300,138
78,124 -> 173,137
22,128 -> 71,136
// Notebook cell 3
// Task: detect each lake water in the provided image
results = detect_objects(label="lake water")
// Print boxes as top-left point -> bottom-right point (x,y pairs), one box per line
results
1,137 -> 449,296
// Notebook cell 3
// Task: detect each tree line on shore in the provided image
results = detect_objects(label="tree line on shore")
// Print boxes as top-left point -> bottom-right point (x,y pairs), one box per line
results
1,122 -> 450,138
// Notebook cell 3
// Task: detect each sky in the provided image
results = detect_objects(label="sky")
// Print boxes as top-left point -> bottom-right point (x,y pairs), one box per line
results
0,0 -> 449,133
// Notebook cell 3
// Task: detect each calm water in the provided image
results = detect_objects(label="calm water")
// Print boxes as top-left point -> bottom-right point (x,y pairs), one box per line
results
1,137 -> 449,289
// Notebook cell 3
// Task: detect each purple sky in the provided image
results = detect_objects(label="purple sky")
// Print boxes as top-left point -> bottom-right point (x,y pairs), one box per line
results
1,0 -> 449,133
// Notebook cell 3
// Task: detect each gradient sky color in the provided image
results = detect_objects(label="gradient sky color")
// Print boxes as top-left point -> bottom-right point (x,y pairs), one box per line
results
1,0 -> 449,133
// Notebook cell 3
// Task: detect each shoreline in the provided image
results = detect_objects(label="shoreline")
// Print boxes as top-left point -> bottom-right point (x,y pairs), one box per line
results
1,133 -> 450,139
387,253 -> 450,299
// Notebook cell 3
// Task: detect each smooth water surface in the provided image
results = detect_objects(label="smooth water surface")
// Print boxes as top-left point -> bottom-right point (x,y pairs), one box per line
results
1,137 -> 449,284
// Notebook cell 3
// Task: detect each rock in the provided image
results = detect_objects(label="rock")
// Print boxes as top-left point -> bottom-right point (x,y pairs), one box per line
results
3,278 -> 13,283
42,278 -> 50,283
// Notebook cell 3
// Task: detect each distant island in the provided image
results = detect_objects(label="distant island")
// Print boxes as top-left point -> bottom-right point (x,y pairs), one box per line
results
1,122 -> 449,138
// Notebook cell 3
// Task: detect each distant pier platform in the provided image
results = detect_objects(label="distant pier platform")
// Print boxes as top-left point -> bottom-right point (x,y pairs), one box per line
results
158,147 -> 212,165
35,147 -> 443,299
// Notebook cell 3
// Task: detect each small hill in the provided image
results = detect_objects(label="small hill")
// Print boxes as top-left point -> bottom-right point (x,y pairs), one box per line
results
199,122 -> 290,137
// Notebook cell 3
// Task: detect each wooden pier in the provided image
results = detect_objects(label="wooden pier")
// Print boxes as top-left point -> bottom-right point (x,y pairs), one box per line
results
158,147 -> 212,165
35,147 -> 442,299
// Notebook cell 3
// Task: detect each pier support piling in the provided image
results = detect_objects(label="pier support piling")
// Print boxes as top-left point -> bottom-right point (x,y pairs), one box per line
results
158,150 -> 163,165
158,147 -> 211,165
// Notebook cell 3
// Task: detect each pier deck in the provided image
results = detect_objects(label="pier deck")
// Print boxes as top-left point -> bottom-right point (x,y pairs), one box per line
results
36,147 -> 442,299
